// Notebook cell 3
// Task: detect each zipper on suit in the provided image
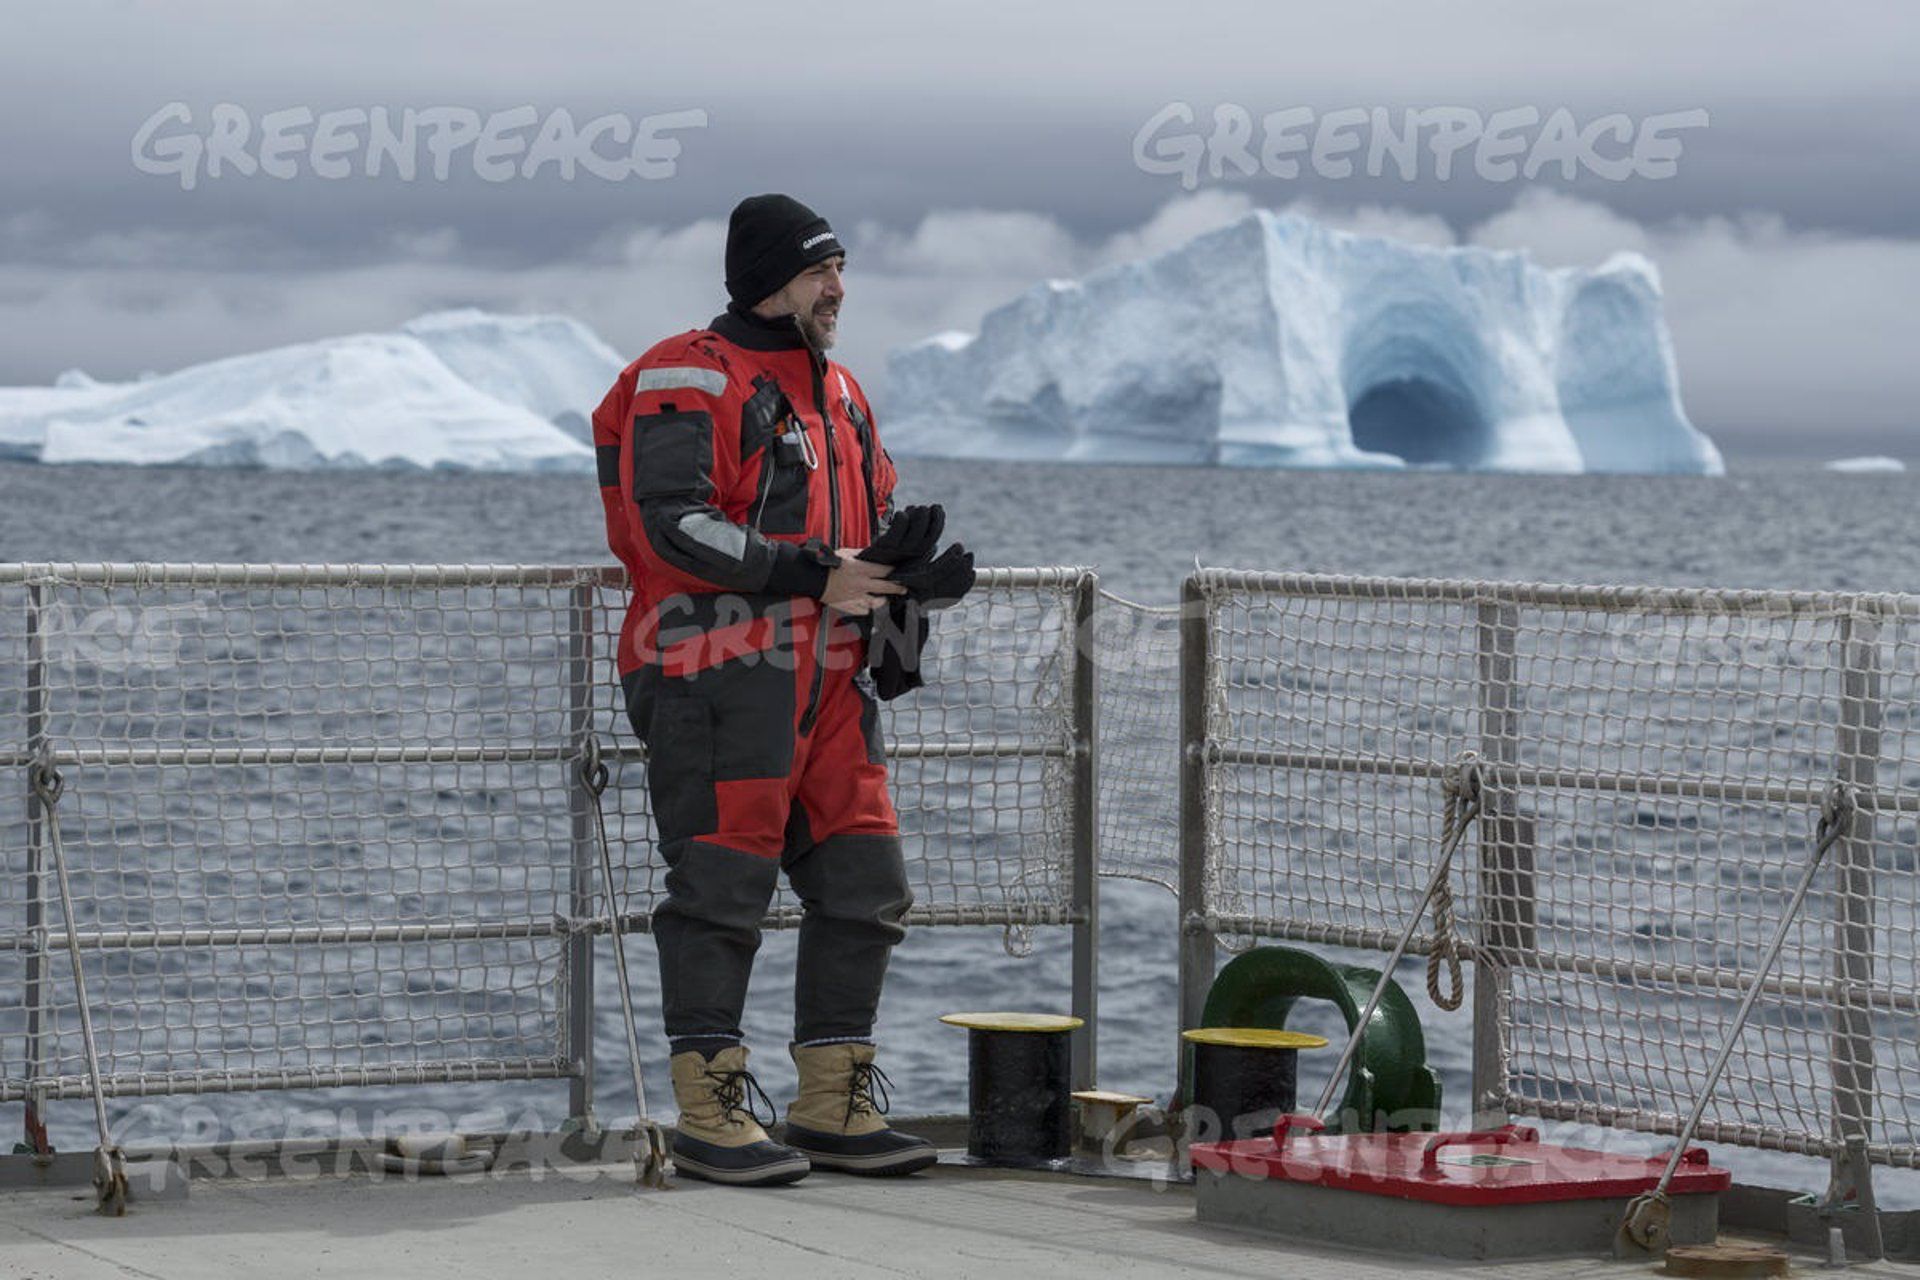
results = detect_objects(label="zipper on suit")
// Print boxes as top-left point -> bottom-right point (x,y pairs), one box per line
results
813,356 -> 843,548
750,448 -> 776,530
797,350 -> 842,737
841,376 -> 880,532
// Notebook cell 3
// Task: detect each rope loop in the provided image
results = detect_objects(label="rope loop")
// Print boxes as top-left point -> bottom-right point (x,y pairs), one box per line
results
575,736 -> 618,915
1816,780 -> 1857,854
578,735 -> 609,797
1426,750 -> 1484,1012
1440,750 -> 1483,823
27,755 -> 64,809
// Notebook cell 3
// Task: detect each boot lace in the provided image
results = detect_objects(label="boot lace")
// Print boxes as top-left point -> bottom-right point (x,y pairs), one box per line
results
708,1066 -> 779,1129
846,1060 -> 894,1124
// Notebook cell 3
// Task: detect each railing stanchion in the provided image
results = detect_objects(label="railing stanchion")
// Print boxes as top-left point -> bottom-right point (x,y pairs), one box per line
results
22,582 -> 49,1153
1826,608 -> 1881,1231
1176,574 -> 1215,1108
1068,573 -> 1099,1094
1473,598 -> 1532,1130
564,582 -> 597,1130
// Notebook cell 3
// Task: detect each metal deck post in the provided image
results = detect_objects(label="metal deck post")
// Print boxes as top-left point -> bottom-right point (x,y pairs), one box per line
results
1177,575 -> 1215,1105
564,582 -> 597,1130
1068,573 -> 1099,1093
22,583 -> 49,1152
1827,608 -> 1882,1229
1472,599 -> 1533,1130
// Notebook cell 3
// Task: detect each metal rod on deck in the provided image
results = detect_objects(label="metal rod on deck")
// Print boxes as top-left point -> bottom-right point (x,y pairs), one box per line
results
0,562 -> 1086,591
1203,745 -> 1920,813
1311,755 -> 1482,1122
578,737 -> 672,1187
28,755 -> 129,1213
1068,572 -> 1099,1093
3,1058 -> 574,1102
1619,781 -> 1857,1253
1,736 -> 1071,771
0,918 -> 573,951
21,583 -> 49,1154
563,583 -> 597,1130
1176,575 -> 1216,1109
1189,566 -> 1920,621
1825,612 -> 1883,1248
1472,600 -> 1527,1131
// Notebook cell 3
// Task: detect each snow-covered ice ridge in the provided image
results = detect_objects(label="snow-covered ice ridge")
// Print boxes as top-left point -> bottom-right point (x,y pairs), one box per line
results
0,310 -> 623,471
885,210 -> 1723,474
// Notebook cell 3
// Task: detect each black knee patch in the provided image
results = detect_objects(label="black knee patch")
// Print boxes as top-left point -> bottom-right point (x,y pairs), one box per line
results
646,696 -> 718,842
656,839 -> 782,932
786,833 -> 913,938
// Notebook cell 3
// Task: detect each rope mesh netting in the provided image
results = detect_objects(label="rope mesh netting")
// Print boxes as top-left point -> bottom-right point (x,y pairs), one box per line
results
1190,571 -> 1920,1166
1087,590 -> 1184,891
8,559 -> 1920,1170
0,565 -> 1084,1104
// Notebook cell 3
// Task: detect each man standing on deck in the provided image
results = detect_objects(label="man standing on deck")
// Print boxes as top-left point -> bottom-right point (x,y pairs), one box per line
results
592,194 -> 972,1185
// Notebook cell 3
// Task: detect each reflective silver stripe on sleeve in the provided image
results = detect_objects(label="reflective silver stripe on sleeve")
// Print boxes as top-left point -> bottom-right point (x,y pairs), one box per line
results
675,511 -> 750,564
635,366 -> 728,396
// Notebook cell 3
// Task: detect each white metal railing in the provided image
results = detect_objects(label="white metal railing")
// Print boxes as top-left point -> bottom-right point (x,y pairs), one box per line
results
0,562 -> 1097,1146
1176,567 -> 1920,1210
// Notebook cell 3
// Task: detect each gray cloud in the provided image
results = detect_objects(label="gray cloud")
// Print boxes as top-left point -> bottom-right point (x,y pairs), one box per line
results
3,0 -> 1917,250
0,1 -> 1914,450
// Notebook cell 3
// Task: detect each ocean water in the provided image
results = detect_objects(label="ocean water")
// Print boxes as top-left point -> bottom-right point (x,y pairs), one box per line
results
3,456 -> 1919,1206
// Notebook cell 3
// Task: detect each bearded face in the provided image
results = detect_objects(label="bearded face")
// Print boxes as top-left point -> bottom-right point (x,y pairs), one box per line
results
759,255 -> 845,352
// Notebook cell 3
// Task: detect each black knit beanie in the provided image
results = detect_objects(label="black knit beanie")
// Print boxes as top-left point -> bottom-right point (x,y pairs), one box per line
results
724,194 -> 842,307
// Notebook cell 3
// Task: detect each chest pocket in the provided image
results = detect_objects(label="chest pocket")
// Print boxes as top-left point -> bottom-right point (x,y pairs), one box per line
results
739,374 -> 813,536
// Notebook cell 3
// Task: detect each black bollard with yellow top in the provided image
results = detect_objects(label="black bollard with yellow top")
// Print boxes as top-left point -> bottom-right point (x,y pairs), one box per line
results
940,1012 -> 1084,1166
1182,1027 -> 1328,1140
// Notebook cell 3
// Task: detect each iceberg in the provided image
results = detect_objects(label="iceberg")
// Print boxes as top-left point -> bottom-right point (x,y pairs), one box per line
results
399,309 -> 624,445
884,210 -> 1723,475
0,309 -> 625,471
0,379 -> 122,462
1825,455 -> 1905,474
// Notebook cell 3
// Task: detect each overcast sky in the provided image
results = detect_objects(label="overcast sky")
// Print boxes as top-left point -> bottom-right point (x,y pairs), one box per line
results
3,0 -> 1917,445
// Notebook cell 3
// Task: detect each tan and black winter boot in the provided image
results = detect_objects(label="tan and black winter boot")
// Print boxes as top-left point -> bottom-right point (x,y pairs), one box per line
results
783,1042 -> 937,1175
669,1045 -> 810,1186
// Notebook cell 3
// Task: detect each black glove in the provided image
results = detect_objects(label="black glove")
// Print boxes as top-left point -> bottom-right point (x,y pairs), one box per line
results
889,542 -> 975,610
860,516 -> 975,701
867,597 -> 930,701
857,504 -> 945,567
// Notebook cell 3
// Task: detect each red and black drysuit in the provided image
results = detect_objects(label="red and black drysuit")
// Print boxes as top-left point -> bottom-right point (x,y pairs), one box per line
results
593,302 -> 911,1051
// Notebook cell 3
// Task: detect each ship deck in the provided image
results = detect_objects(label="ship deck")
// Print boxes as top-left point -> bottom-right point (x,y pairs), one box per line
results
0,1155 -> 1907,1280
